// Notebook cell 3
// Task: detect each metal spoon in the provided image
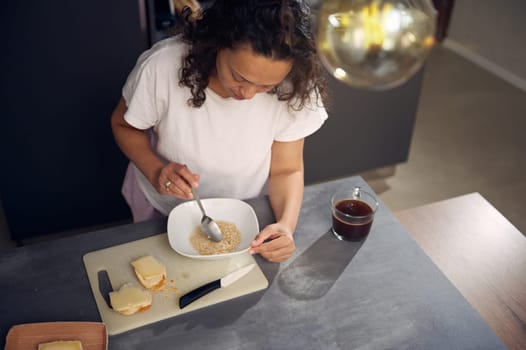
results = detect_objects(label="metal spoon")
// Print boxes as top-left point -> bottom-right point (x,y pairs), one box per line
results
191,188 -> 223,242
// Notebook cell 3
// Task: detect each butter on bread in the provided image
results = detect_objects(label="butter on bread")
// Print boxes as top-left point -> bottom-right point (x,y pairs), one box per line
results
131,255 -> 166,290
109,284 -> 152,315
38,340 -> 83,350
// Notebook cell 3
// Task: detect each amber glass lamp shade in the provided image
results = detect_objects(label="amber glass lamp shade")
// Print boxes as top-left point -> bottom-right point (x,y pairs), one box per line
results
316,0 -> 437,89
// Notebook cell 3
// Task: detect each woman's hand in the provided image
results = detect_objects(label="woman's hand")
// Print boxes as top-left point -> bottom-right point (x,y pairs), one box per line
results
111,98 -> 200,200
157,162 -> 199,199
250,139 -> 303,263
249,223 -> 295,262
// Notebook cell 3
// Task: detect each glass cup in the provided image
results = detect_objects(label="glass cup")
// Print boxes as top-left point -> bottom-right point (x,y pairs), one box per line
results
331,187 -> 379,241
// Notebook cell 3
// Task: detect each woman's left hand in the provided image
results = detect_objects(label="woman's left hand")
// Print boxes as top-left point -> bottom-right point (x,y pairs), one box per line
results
249,223 -> 295,262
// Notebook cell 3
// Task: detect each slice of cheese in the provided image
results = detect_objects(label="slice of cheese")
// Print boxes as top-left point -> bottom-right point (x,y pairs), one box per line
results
131,255 -> 166,289
109,284 -> 152,315
38,340 -> 83,350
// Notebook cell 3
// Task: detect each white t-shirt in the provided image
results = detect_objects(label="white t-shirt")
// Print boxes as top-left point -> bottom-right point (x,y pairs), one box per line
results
123,36 -> 328,215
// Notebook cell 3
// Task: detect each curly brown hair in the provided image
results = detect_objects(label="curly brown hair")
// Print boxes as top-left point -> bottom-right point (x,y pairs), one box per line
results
179,0 -> 329,110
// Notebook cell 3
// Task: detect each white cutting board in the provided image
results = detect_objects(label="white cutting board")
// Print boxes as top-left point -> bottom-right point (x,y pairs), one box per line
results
83,233 -> 268,335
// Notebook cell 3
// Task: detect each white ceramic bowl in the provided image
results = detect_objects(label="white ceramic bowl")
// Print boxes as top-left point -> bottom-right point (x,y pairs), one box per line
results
167,198 -> 260,260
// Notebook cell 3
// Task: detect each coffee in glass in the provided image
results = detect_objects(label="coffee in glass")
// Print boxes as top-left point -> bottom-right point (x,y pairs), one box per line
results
331,187 -> 379,241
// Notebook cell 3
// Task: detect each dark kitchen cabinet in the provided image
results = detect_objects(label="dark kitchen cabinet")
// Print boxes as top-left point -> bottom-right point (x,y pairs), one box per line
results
303,69 -> 424,185
0,0 -> 150,241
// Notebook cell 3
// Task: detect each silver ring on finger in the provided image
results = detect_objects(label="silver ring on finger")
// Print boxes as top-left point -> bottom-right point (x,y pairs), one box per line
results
165,180 -> 172,191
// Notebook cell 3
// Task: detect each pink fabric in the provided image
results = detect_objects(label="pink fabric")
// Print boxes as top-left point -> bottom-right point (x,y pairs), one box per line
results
121,163 -> 164,223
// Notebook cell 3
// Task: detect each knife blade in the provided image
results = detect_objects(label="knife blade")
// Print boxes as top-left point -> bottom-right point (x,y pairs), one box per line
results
179,263 -> 256,309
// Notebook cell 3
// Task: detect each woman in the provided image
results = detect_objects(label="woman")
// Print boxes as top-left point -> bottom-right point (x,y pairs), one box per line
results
111,0 -> 329,262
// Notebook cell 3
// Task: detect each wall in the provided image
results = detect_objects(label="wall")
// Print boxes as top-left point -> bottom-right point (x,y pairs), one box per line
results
445,0 -> 526,89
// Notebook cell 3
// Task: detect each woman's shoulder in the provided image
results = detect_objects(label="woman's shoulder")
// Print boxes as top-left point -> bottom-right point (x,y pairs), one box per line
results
149,35 -> 187,56
135,35 -> 188,72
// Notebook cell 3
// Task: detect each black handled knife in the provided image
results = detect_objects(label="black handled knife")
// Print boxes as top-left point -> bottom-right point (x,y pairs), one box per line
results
97,270 -> 113,309
179,263 -> 255,309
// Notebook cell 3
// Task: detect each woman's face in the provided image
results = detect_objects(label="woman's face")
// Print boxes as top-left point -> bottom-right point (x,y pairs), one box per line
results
212,44 -> 293,100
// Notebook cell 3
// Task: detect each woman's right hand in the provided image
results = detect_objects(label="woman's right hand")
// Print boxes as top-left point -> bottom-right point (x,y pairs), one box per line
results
110,98 -> 199,199
157,162 -> 199,199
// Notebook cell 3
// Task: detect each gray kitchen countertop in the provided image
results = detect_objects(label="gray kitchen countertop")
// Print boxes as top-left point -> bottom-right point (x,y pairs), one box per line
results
0,176 -> 506,349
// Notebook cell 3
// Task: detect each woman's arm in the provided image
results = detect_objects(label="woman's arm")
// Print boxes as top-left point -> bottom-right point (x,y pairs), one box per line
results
249,138 -> 305,262
111,97 -> 165,186
110,97 -> 197,198
268,139 -> 304,233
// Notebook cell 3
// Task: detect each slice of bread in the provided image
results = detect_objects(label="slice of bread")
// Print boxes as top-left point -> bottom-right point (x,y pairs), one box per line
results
109,284 -> 152,315
38,340 -> 83,350
131,255 -> 167,290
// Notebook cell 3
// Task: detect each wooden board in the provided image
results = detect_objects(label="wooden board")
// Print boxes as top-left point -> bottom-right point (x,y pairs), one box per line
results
83,233 -> 268,335
395,193 -> 526,350
5,322 -> 107,350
